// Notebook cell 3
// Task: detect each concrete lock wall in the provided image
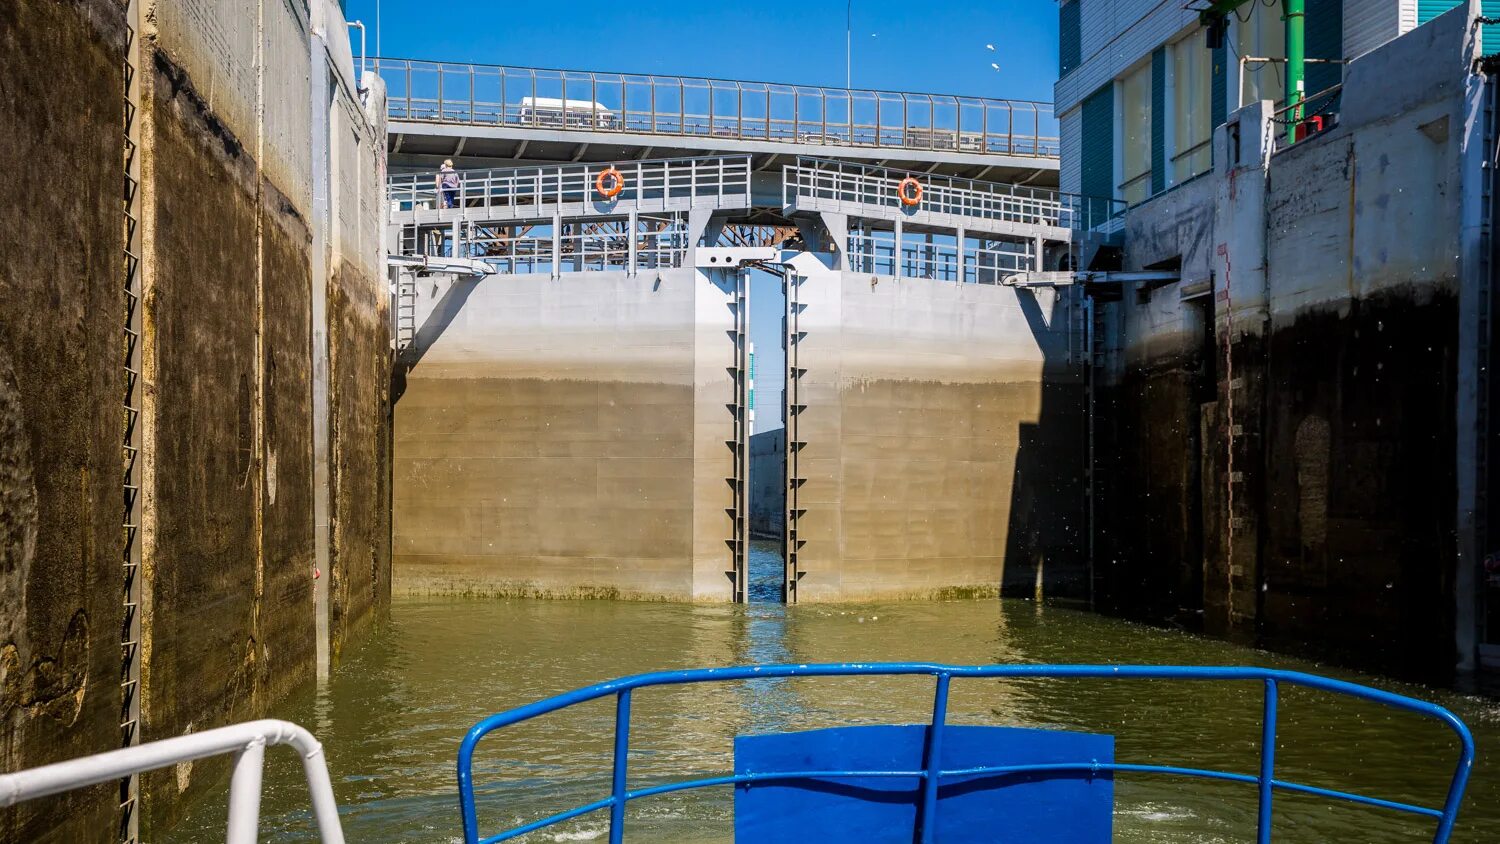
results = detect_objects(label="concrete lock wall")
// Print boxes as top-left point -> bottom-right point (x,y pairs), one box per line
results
1095,3 -> 1479,678
0,0 -> 391,839
787,259 -> 1088,602
394,255 -> 1087,603
393,267 -> 740,600
749,429 -> 787,539
0,0 -> 130,840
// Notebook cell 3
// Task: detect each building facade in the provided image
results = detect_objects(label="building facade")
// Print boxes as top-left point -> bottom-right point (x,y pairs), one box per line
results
1058,0 -> 1500,681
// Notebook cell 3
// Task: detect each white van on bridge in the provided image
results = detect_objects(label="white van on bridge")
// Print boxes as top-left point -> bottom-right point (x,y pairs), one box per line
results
516,96 -> 616,129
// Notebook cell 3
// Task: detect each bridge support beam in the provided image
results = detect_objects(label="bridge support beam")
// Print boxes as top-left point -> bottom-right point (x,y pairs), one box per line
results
813,212 -> 848,269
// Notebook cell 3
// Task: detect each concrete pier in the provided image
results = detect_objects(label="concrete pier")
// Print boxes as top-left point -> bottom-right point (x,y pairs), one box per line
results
394,268 -> 740,600
784,260 -> 1087,602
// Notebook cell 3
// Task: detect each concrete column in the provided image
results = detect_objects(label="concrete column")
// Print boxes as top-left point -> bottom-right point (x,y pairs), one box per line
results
308,33 -> 332,683
450,218 -> 461,258
894,217 -> 903,280
627,208 -> 638,276
551,211 -> 562,279
1455,62 -> 1491,673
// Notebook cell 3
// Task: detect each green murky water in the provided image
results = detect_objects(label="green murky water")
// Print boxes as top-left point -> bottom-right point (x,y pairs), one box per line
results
165,542 -> 1500,842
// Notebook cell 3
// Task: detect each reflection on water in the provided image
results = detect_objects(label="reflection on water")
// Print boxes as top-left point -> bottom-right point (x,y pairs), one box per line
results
163,542 -> 1500,843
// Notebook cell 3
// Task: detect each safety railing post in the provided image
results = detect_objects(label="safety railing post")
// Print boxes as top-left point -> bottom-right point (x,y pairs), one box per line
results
608,690 -> 633,844
1257,679 -> 1278,844
918,672 -> 952,844
224,738 -> 266,844
1007,103 -> 1016,155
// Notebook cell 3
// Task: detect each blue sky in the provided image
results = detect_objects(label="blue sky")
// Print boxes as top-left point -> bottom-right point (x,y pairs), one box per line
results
351,1 -> 1061,429
346,1 -> 1060,104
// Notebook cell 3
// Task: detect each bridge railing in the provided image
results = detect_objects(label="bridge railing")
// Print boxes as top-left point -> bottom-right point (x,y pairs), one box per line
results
847,231 -> 1033,282
784,157 -> 1123,232
375,59 -> 1059,158
390,155 -> 752,215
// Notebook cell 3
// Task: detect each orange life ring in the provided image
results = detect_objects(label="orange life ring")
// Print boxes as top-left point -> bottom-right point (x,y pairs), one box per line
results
595,166 -> 624,199
897,176 -> 923,206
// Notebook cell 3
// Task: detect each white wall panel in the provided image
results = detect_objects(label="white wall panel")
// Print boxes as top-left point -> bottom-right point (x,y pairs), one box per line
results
1060,107 -> 1083,195
1346,0 -> 1403,59
1058,0 -> 1196,112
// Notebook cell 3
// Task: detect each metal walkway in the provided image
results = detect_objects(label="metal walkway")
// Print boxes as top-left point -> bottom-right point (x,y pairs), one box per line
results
389,155 -> 753,225
386,154 -> 1123,302
377,59 -> 1059,184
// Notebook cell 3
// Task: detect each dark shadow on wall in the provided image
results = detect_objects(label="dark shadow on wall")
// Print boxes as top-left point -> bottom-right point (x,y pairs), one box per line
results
1001,288 -> 1090,605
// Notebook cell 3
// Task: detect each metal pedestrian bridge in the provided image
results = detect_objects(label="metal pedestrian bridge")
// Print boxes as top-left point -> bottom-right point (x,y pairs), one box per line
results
386,154 -> 1121,350
377,59 -> 1060,184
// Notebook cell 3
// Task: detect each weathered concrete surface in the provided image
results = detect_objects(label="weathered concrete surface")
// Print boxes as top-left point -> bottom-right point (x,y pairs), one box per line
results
789,262 -> 1088,602
749,428 -> 787,539
136,38 -> 314,834
0,0 -> 127,840
1098,4 -> 1478,678
326,53 -> 393,658
395,259 -> 1084,602
329,258 -> 393,655
1,0 -> 389,837
393,268 -> 737,600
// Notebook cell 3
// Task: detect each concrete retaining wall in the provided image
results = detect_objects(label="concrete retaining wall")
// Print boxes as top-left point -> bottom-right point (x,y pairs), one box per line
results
0,0 -> 390,838
1096,3 -> 1480,678
788,259 -> 1087,602
394,254 -> 1088,603
0,1 -> 129,840
393,268 -> 738,600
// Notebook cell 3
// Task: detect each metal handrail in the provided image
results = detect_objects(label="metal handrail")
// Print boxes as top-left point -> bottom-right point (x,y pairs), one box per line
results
846,232 -> 1031,282
392,155 -> 752,214
457,663 -> 1475,844
374,58 -> 1060,159
0,719 -> 345,844
784,157 -> 1125,232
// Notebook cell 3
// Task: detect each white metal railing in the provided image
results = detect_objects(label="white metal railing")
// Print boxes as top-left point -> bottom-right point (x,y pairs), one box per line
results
785,158 -> 1124,232
0,719 -> 344,844
375,59 -> 1059,159
399,215 -> 690,275
847,232 -> 1032,283
390,156 -> 751,215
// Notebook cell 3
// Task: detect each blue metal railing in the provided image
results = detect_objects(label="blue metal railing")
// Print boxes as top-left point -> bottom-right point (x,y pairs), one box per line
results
456,664 -> 1476,844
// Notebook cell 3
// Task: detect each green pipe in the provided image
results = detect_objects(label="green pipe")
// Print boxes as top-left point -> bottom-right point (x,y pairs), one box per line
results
1284,0 -> 1305,142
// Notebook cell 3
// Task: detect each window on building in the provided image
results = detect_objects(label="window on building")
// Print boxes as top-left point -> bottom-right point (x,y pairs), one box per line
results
1119,62 -> 1152,205
1172,30 -> 1213,183
1236,0 -> 1286,107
